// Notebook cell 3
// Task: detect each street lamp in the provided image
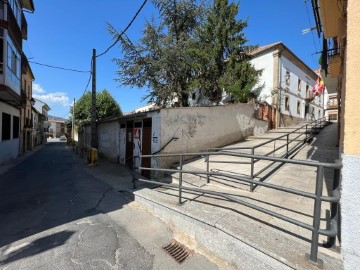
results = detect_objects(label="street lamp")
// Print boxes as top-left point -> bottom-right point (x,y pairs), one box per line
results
30,98 -> 35,106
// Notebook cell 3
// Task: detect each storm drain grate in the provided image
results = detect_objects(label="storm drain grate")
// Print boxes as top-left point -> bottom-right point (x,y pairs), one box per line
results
163,240 -> 192,263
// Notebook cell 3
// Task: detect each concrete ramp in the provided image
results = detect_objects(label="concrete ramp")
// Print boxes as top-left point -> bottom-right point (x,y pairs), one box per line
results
133,122 -> 342,269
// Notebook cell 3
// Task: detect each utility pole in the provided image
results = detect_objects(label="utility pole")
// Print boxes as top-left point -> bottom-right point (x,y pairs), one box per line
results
91,49 -> 97,148
72,98 -> 75,140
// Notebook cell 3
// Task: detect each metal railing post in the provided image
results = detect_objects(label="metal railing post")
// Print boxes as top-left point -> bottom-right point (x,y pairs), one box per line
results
273,140 -> 276,157
286,134 -> 289,158
250,148 -> 255,192
178,154 -> 183,205
305,124 -> 308,142
206,155 -> 210,183
309,165 -> 324,264
327,161 -> 341,248
132,174 -> 136,189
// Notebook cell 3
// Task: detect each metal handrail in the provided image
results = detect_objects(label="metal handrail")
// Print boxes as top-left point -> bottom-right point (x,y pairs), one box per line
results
133,117 -> 340,264
135,152 -> 341,265
205,117 -> 328,190
207,117 -> 327,153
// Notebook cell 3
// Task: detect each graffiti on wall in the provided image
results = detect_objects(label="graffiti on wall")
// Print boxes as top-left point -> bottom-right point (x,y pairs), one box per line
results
167,112 -> 207,139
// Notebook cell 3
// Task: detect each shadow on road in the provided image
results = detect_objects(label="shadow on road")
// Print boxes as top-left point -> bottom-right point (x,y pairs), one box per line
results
0,231 -> 74,266
0,142 -> 138,262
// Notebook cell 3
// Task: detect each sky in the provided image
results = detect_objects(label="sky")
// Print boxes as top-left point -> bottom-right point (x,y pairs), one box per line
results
24,0 -> 320,118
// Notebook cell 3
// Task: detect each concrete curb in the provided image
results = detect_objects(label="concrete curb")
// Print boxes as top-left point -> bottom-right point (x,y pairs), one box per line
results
134,188 -> 292,270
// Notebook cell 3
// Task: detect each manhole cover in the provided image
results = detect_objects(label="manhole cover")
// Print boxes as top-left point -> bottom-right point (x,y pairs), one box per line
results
163,240 -> 192,263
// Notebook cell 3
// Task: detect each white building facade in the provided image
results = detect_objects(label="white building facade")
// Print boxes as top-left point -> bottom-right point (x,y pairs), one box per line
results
250,42 -> 324,127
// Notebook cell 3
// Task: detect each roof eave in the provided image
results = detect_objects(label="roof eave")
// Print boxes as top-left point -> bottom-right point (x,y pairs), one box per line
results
21,0 -> 35,12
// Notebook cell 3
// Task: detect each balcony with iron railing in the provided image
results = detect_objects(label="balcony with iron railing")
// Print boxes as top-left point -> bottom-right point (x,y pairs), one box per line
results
321,38 -> 340,76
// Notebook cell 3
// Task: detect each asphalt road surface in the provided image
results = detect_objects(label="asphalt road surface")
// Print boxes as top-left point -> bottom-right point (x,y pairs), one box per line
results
0,142 -> 218,270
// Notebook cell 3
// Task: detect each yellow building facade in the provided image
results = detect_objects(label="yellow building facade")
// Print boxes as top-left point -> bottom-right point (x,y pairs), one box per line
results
312,0 -> 360,268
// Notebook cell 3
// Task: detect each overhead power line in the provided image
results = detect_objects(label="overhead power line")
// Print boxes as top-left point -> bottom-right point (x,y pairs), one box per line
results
96,0 -> 148,58
82,58 -> 93,96
304,0 -> 321,55
29,61 -> 91,73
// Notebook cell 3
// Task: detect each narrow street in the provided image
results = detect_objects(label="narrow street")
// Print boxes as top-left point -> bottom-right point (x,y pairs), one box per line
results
0,142 -> 217,270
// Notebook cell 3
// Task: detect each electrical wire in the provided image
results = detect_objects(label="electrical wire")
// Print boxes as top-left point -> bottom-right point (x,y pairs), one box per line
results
304,0 -> 321,52
96,0 -> 148,58
29,61 -> 91,73
81,59 -> 93,97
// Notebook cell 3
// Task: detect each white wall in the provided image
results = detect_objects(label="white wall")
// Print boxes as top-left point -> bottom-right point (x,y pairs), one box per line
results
119,126 -> 126,164
0,101 -> 20,164
250,52 -> 274,105
280,56 -> 323,119
155,104 -> 268,168
341,154 -> 360,269
97,121 -> 120,162
85,105 -> 268,173
84,125 -> 91,149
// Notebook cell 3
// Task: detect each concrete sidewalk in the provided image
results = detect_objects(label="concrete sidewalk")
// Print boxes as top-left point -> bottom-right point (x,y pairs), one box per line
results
69,122 -> 342,270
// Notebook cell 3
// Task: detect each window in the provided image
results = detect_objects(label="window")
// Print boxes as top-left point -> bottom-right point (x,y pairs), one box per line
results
329,114 -> 338,121
0,2 -> 4,20
297,100 -> 301,115
7,44 -> 19,77
24,79 -> 27,94
329,98 -> 338,106
13,116 -> 19,139
0,29 -> 3,74
285,96 -> 290,111
7,37 -> 21,82
306,85 -> 309,98
8,0 -> 21,26
2,113 -> 11,141
298,79 -> 301,92
285,71 -> 290,87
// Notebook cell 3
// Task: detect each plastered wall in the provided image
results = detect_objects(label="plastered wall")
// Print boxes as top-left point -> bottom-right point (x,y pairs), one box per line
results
155,104 -> 268,169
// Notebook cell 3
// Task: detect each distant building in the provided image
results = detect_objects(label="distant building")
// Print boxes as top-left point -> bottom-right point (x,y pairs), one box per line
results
20,54 -> 35,153
133,103 -> 158,113
32,98 -> 50,146
48,115 -> 66,138
325,93 -> 338,121
249,42 -> 324,128
187,42 -> 324,128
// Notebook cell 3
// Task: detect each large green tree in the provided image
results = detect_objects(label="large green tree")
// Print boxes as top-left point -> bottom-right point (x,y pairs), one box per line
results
192,0 -> 261,103
110,0 -> 203,107
110,0 -> 260,106
70,89 -> 122,125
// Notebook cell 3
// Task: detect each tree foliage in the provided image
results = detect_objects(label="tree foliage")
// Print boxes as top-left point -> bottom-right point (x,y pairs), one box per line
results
110,0 -> 261,106
70,89 -> 122,125
110,0 -> 202,107
192,0 -> 261,103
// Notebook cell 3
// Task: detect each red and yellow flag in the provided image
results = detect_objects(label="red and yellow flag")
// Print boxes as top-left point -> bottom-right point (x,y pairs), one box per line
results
312,77 -> 324,96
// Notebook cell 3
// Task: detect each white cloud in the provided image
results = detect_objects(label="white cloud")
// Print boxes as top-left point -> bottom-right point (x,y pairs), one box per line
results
32,83 -> 70,107
33,92 -> 70,107
32,83 -> 46,94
